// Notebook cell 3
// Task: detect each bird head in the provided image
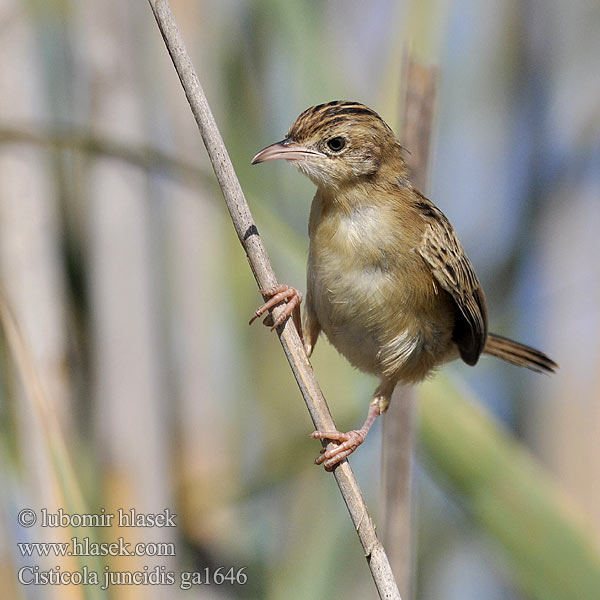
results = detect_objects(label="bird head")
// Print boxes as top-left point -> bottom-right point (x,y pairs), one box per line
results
252,101 -> 404,189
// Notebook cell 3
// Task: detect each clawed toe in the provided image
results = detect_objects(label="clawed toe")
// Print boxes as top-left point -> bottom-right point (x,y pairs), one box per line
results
310,429 -> 366,469
249,285 -> 302,329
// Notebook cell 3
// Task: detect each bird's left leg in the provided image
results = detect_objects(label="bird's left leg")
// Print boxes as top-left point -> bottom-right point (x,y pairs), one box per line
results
302,295 -> 321,357
310,380 -> 394,469
249,284 -> 303,339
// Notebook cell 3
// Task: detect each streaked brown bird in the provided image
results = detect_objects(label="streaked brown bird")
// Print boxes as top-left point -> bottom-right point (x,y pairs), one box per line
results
250,101 -> 557,469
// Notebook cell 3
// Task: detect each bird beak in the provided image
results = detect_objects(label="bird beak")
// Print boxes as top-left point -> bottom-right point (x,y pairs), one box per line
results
251,139 -> 325,165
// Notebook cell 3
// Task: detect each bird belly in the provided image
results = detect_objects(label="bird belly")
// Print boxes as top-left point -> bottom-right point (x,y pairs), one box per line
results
309,254 -> 455,383
307,201 -> 458,382
308,228 -> 457,382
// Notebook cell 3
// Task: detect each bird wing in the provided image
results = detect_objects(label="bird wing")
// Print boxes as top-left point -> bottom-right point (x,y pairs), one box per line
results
415,196 -> 488,365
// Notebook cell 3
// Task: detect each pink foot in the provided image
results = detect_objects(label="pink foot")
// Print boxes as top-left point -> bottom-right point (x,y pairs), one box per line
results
249,284 -> 302,330
309,402 -> 382,470
310,429 -> 367,469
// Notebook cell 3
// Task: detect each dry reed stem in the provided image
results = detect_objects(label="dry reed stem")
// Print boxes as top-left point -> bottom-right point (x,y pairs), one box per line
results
147,1 -> 401,598
381,59 -> 438,599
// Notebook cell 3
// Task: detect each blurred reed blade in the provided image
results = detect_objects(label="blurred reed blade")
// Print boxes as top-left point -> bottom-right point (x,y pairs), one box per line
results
0,125 -> 214,187
0,292 -> 103,600
419,376 -> 600,600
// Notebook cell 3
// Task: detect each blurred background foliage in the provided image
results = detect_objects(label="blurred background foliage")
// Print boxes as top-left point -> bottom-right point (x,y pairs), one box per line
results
0,0 -> 599,599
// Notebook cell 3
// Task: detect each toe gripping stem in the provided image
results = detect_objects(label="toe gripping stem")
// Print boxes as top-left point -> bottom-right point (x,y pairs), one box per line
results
249,284 -> 303,338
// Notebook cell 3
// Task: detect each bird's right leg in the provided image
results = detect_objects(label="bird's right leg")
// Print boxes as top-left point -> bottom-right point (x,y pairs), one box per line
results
310,380 -> 394,469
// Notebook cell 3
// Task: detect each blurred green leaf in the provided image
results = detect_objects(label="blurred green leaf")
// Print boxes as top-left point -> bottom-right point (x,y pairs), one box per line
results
419,376 -> 600,600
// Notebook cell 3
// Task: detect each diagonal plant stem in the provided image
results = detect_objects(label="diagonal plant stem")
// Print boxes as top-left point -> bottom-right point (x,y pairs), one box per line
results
147,1 -> 401,598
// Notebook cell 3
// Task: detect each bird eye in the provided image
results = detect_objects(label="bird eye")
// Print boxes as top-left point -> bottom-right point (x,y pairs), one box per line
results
326,137 -> 346,152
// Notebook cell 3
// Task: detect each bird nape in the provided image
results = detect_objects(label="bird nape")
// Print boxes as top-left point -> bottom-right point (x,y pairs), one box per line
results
250,100 -> 557,470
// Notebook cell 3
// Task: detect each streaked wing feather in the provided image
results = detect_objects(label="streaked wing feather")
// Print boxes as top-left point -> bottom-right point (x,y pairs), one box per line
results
416,197 -> 488,364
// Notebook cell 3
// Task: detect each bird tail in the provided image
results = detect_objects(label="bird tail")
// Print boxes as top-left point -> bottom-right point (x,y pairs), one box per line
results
484,333 -> 558,374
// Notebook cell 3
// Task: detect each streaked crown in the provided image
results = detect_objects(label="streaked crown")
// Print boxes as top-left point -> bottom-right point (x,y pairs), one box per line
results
287,101 -> 391,141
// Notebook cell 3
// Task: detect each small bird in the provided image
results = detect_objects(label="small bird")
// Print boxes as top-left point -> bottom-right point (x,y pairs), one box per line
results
250,101 -> 557,469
